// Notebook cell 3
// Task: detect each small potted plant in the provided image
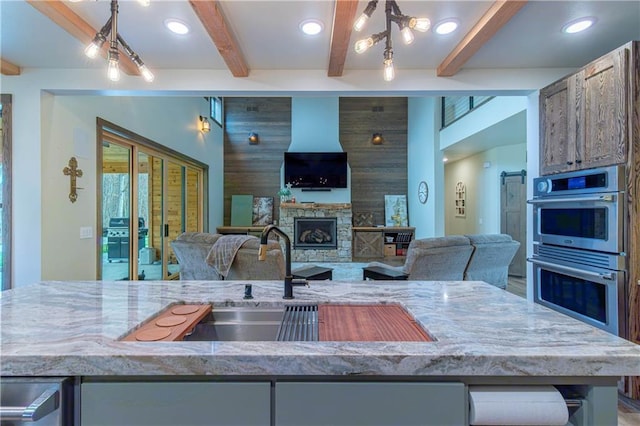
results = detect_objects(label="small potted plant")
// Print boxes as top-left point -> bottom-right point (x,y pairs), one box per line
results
277,183 -> 292,203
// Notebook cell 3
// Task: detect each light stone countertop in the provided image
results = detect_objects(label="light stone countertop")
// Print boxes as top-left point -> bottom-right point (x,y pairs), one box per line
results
1,279 -> 639,377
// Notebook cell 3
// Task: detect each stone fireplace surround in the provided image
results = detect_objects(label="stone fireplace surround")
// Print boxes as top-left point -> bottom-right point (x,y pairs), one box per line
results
279,203 -> 352,262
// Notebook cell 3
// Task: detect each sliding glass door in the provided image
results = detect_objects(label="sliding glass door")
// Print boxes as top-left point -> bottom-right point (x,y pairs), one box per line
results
98,120 -> 207,281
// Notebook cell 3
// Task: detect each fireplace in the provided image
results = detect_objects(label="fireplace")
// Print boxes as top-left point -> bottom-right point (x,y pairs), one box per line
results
294,218 -> 337,250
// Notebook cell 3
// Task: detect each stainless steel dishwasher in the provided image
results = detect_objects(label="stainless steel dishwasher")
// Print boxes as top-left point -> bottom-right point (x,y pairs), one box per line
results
0,377 -> 74,425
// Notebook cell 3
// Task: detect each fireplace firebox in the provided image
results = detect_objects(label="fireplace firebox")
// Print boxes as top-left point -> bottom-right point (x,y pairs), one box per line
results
294,218 -> 337,250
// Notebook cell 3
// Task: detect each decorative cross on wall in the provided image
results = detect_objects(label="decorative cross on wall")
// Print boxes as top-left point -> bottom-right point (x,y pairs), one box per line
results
63,157 -> 83,203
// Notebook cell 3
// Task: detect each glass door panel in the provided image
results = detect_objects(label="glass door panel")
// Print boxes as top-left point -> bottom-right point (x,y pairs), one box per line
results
185,167 -> 200,232
137,152 -> 164,280
101,141 -> 131,280
166,161 -> 185,278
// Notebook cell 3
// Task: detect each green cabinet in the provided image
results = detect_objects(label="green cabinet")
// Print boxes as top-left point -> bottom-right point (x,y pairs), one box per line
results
275,382 -> 466,426
81,381 -> 271,426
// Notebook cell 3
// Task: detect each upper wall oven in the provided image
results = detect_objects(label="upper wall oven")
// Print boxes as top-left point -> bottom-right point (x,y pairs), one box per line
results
529,165 -> 625,254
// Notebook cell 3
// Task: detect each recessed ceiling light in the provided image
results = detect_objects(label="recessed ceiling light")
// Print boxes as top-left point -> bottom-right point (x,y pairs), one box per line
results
164,19 -> 190,35
562,17 -> 596,34
300,19 -> 324,36
434,19 -> 459,35
442,157 -> 449,162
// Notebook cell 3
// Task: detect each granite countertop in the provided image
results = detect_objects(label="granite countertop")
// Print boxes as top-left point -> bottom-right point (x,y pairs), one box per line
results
1,279 -> 639,377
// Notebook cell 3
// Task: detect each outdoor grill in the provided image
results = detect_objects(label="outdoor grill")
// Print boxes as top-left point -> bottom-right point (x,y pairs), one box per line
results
106,217 -> 148,262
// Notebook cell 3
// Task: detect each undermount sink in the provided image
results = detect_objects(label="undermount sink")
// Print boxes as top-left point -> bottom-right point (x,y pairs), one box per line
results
183,305 -> 318,342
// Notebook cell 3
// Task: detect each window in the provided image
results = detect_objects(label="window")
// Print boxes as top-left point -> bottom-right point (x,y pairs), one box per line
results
210,96 -> 223,127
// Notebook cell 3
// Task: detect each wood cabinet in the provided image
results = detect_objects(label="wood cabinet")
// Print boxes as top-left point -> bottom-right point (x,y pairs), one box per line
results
352,227 -> 414,261
540,46 -> 629,175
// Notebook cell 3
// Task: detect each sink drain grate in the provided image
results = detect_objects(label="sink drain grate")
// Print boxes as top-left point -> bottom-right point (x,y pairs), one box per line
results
277,304 -> 318,341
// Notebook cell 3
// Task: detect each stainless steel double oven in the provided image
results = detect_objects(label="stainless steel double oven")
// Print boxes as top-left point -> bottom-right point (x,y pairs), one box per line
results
528,165 -> 627,337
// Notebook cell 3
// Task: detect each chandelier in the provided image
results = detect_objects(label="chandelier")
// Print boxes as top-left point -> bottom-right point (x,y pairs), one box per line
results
84,0 -> 154,82
353,0 -> 430,81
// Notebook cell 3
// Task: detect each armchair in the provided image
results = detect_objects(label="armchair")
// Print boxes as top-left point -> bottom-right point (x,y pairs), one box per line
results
366,235 -> 474,280
463,234 -> 520,289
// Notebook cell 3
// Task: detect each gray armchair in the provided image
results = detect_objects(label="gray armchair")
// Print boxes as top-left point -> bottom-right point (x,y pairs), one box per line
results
367,235 -> 474,280
464,234 -> 520,289
170,232 -> 285,280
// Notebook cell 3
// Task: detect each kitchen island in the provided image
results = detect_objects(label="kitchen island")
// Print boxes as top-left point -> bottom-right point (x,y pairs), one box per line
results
2,279 -> 639,425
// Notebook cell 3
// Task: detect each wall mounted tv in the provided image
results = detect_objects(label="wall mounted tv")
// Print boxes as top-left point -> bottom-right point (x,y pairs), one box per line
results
284,152 -> 348,189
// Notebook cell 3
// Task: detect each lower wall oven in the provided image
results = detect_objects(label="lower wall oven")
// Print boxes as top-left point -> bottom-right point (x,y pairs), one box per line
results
529,244 -> 627,337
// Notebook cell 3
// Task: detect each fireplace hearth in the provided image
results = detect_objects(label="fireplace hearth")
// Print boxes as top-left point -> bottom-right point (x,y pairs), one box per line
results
294,218 -> 337,250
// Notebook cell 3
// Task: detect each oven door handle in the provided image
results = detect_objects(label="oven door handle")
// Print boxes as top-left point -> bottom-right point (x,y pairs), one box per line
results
527,194 -> 615,204
528,258 -> 616,281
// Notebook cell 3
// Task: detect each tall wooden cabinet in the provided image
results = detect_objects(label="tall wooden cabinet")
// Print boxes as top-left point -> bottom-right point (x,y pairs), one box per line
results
540,45 -> 628,175
539,41 -> 640,400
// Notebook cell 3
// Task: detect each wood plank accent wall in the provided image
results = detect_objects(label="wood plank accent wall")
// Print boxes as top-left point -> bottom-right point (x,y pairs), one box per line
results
339,97 -> 408,225
223,97 -> 292,225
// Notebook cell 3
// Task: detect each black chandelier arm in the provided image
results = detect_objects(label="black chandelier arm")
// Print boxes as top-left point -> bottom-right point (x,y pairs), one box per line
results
363,0 -> 379,17
385,1 -> 393,51
116,34 -> 143,66
93,16 -> 113,41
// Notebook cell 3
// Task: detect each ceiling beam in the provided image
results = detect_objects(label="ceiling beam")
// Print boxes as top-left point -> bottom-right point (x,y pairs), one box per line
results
26,0 -> 139,76
328,0 -> 359,77
1,58 -> 21,76
437,0 -> 528,77
189,0 -> 249,77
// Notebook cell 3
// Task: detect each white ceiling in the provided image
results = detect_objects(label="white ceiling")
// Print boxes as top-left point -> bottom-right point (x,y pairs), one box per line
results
1,0 -> 639,161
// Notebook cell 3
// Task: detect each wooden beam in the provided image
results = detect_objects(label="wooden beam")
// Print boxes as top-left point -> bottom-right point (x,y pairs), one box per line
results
437,0 -> 528,77
189,0 -> 249,77
26,0 -> 139,76
328,0 -> 359,77
0,58 -> 21,75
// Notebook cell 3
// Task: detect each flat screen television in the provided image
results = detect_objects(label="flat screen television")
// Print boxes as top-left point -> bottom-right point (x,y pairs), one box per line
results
284,152 -> 348,188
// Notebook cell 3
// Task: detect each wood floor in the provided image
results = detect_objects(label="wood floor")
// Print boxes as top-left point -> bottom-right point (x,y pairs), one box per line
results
507,275 -> 640,424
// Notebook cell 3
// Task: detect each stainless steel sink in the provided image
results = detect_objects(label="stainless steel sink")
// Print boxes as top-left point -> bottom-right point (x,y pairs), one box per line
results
183,305 -> 318,342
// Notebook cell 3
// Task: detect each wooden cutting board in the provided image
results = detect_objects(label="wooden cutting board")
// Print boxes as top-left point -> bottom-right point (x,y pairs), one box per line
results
318,304 -> 433,342
122,304 -> 211,342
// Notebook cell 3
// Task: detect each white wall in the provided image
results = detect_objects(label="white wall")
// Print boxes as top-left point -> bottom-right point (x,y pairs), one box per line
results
444,144 -> 527,235
287,97 -> 349,204
39,95 -> 221,283
407,97 -> 444,238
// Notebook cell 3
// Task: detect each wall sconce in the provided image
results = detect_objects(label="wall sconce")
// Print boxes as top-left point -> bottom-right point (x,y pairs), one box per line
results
371,133 -> 384,145
199,116 -> 211,133
248,132 -> 260,145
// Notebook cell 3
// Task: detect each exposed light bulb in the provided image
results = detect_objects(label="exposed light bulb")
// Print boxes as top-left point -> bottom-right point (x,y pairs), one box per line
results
401,26 -> 414,45
107,57 -> 120,82
412,18 -> 431,32
85,42 -> 100,59
354,37 -> 374,54
383,58 -> 395,82
353,13 -> 369,32
138,64 -> 154,82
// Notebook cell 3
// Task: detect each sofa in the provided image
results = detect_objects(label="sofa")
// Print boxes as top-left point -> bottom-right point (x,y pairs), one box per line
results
366,234 -> 520,289
170,232 -> 285,280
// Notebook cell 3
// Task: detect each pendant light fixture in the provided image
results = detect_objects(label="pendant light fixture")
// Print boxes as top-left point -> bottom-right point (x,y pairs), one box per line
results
353,0 -> 430,81
84,0 -> 154,82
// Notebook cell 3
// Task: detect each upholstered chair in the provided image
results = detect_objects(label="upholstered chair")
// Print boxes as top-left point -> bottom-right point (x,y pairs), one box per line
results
463,234 -> 521,289
367,235 -> 474,280
170,232 -> 285,280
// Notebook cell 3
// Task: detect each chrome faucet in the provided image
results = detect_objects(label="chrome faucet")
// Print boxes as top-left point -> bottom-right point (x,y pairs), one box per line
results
259,225 -> 308,299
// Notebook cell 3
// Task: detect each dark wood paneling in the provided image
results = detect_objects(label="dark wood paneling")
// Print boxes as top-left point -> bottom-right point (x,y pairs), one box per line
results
223,97 -> 291,225
340,97 -> 408,225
